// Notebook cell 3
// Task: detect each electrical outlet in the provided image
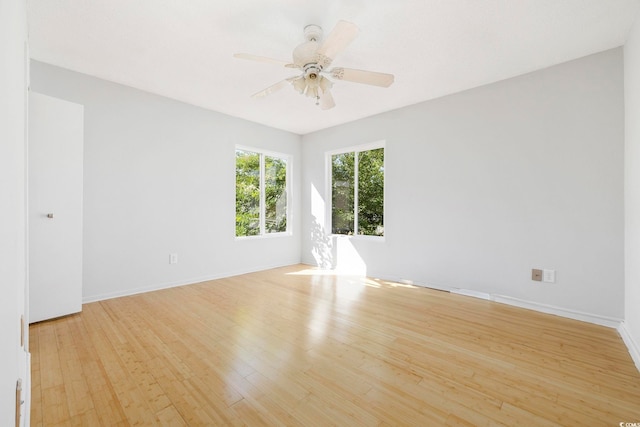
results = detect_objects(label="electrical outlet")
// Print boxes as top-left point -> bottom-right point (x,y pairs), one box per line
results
170,253 -> 178,264
543,269 -> 556,283
532,269 -> 542,281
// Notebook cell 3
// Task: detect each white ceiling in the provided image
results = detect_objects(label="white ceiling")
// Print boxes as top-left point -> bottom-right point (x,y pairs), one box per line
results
28,0 -> 640,135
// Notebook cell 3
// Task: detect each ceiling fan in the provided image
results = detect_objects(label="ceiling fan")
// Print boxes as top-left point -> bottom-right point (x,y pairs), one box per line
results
234,20 -> 394,110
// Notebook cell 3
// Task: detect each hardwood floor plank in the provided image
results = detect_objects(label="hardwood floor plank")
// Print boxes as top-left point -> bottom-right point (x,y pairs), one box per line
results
291,386 -> 378,427
160,378 -> 221,426
30,264 -> 640,425
54,318 -> 95,417
38,320 -> 65,390
155,405 -> 187,427
229,399 -> 273,427
497,402 -> 563,427
80,303 -> 160,425
29,325 -> 43,427
356,384 -> 447,425
180,376 -> 238,425
41,385 -> 70,425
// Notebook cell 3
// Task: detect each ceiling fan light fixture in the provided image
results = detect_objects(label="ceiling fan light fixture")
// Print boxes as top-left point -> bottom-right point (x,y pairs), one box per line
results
306,86 -> 318,99
319,76 -> 332,93
292,77 -> 306,93
235,20 -> 394,110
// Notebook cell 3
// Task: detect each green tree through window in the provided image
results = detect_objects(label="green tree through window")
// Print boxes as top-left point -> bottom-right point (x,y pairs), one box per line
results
331,152 -> 355,235
265,156 -> 287,233
358,148 -> 384,236
331,145 -> 384,237
236,150 -> 260,236
236,149 -> 288,237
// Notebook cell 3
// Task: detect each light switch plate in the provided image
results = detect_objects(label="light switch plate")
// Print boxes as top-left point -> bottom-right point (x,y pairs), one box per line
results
543,269 -> 556,283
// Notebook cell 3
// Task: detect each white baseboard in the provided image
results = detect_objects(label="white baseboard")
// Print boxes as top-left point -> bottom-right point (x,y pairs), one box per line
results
618,321 -> 640,372
361,271 -> 622,327
451,288 -> 491,300
82,260 -> 301,304
491,294 -> 623,329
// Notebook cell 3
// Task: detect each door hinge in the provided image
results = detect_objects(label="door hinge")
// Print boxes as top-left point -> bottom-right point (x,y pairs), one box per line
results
15,378 -> 23,427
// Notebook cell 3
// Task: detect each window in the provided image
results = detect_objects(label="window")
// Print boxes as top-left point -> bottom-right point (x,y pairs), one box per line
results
235,147 -> 289,237
330,143 -> 384,237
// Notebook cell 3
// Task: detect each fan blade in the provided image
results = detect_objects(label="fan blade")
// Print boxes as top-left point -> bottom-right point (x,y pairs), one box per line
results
315,20 -> 359,68
234,53 -> 296,68
251,77 -> 297,98
320,89 -> 335,110
329,67 -> 394,87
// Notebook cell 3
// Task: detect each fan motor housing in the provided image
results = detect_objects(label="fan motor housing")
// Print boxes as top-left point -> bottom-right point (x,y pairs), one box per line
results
292,24 -> 323,68
293,41 -> 320,68
303,63 -> 322,80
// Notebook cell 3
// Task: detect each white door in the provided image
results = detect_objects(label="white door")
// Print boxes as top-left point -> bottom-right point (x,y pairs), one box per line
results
29,92 -> 84,323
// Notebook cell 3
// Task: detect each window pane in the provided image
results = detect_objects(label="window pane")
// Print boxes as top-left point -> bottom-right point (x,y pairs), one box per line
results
235,150 -> 260,236
265,156 -> 287,233
332,152 -> 355,235
358,148 -> 384,236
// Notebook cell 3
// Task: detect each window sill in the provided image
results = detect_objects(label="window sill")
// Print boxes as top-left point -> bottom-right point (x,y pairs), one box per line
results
235,232 -> 293,241
330,234 -> 385,242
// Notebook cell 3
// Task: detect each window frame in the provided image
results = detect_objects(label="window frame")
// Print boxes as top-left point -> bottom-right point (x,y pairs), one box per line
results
235,145 -> 292,239
326,140 -> 386,240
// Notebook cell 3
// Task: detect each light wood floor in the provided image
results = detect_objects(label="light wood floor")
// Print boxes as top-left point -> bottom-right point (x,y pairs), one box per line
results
30,265 -> 640,426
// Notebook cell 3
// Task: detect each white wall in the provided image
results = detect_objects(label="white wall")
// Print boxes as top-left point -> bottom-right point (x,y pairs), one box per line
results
624,14 -> 640,366
302,48 -> 624,320
0,0 -> 29,424
30,61 -> 302,302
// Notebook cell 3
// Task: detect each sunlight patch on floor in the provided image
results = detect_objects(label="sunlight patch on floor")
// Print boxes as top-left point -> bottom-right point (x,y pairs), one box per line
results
286,267 -> 418,290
